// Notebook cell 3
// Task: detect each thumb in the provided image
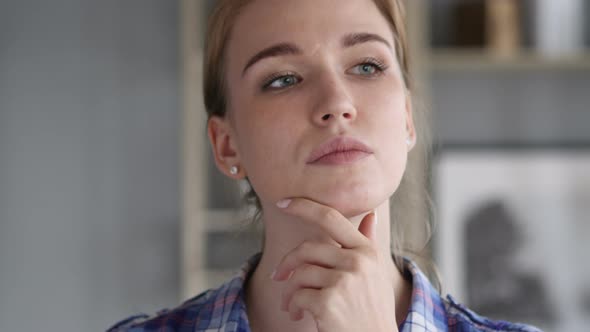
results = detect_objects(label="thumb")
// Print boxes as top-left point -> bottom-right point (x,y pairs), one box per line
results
358,211 -> 377,241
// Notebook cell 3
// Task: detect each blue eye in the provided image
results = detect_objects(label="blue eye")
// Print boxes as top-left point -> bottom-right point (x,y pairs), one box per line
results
350,58 -> 388,76
358,63 -> 378,75
263,74 -> 300,90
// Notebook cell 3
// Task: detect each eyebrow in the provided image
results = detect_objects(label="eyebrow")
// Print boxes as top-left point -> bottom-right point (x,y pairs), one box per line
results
241,32 -> 392,77
342,32 -> 392,50
242,43 -> 301,77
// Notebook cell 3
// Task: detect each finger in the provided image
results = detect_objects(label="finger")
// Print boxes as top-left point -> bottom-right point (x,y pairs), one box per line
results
272,241 -> 345,281
276,198 -> 371,249
289,308 -> 305,322
357,211 -> 377,241
288,288 -> 322,322
280,264 -> 334,312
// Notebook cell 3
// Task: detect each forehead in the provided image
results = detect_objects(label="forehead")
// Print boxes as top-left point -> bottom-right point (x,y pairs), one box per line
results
226,0 -> 394,67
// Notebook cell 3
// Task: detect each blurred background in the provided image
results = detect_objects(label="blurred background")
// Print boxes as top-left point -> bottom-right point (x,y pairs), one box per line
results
0,0 -> 588,331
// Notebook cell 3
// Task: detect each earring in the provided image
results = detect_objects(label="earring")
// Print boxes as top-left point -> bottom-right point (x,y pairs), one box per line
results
229,165 -> 238,175
406,137 -> 412,146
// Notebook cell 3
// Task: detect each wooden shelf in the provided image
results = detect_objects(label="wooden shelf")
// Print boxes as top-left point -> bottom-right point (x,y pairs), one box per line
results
429,49 -> 590,71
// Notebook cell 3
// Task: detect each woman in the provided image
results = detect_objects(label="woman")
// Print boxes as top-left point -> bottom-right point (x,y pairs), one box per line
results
108,0 -> 541,331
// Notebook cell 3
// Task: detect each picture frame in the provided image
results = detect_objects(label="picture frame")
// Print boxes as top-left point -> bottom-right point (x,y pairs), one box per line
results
433,145 -> 590,331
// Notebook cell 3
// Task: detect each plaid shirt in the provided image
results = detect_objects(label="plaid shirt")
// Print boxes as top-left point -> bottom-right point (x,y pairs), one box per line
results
108,253 -> 541,332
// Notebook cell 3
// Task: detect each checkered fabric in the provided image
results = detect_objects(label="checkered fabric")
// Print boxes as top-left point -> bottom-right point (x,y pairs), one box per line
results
107,253 -> 542,332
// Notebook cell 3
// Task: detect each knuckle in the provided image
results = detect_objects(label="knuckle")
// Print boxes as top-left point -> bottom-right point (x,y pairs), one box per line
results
288,267 -> 301,284
365,245 -> 379,259
332,271 -> 344,285
298,241 -> 315,253
294,264 -> 311,280
285,289 -> 297,307
322,209 -> 339,222
333,272 -> 351,288
361,247 -> 378,265
292,290 -> 310,310
320,288 -> 338,307
347,253 -> 365,271
314,291 -> 331,316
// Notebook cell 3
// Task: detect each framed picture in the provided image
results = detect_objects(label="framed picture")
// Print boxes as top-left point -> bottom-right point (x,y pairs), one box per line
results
433,146 -> 590,332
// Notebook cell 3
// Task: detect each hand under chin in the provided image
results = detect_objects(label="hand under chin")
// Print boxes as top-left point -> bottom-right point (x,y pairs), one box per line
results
309,196 -> 379,221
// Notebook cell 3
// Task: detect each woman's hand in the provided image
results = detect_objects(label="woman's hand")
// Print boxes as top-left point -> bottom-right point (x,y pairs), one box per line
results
272,198 -> 398,332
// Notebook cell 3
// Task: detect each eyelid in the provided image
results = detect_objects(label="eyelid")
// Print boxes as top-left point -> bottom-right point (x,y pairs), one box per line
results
259,56 -> 389,91
261,71 -> 301,90
354,56 -> 389,72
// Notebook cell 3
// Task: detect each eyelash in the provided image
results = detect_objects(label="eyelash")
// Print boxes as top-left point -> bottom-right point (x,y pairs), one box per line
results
261,71 -> 300,91
260,57 -> 389,91
358,57 -> 389,74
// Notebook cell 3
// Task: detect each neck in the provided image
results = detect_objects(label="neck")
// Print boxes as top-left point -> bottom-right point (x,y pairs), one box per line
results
244,199 -> 412,332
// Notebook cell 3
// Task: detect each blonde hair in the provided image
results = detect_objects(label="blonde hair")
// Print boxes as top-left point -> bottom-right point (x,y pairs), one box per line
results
203,0 -> 437,287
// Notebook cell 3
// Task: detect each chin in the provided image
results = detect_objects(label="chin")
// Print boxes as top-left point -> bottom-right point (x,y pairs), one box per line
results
306,181 -> 390,219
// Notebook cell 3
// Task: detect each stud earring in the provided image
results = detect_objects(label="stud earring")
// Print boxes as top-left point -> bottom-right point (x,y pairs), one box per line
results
229,166 -> 238,175
406,137 -> 412,146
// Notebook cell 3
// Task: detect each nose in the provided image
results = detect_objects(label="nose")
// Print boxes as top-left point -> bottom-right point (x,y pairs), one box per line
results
311,74 -> 357,127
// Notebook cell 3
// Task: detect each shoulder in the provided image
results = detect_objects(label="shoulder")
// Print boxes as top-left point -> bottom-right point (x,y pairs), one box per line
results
443,295 -> 543,332
106,288 -> 217,332
400,258 -> 542,332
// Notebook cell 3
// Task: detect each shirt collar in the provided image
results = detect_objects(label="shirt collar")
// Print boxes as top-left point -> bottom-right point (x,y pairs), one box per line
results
399,257 -> 449,332
216,252 -> 448,332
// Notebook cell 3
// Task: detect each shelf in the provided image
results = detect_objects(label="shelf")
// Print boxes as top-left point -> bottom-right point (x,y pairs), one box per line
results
428,49 -> 590,71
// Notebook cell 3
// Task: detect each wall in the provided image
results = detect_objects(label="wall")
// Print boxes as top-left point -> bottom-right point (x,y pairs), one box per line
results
0,1 -> 180,330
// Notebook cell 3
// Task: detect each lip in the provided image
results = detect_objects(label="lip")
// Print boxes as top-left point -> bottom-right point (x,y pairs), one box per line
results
306,136 -> 374,165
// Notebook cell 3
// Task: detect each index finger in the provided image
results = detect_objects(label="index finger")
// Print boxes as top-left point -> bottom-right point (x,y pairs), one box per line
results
276,198 -> 372,249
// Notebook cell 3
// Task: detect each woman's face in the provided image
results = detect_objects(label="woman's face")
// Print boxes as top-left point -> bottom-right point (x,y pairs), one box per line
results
212,0 -> 415,218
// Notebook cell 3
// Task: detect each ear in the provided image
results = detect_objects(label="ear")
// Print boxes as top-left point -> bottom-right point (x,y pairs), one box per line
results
404,92 -> 417,151
207,115 -> 244,178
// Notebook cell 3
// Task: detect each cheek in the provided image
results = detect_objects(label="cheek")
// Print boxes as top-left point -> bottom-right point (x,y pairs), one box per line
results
234,110 -> 303,202
228,80 -> 309,197
365,85 -> 408,142
369,89 -> 409,180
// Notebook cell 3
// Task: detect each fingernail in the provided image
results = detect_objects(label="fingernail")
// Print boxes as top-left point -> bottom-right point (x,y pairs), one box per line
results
276,199 -> 292,208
